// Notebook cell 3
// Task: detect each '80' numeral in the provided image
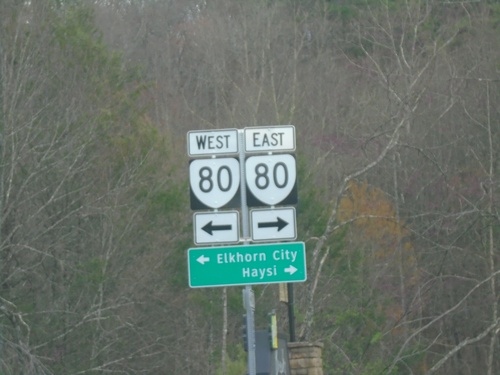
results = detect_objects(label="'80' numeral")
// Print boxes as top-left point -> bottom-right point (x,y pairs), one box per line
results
254,162 -> 288,190
199,166 -> 233,193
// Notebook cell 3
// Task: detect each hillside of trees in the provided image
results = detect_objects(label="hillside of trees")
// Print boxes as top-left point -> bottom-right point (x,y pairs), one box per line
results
1,0 -> 499,374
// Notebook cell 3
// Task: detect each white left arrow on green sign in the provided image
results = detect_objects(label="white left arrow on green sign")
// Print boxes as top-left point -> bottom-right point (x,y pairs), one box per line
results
197,255 -> 210,265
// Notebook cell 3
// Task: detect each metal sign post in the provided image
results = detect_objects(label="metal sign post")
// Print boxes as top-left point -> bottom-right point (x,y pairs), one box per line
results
239,131 -> 257,375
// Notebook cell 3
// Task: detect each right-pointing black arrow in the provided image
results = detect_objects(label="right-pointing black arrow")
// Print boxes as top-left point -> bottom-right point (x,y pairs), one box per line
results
202,221 -> 232,235
257,217 -> 288,232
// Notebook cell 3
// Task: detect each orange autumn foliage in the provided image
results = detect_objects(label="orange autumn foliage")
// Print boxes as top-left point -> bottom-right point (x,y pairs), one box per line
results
338,180 -> 409,251
336,180 -> 427,372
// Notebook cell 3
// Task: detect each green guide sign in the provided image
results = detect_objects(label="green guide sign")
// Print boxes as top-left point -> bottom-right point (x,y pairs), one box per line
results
187,242 -> 306,288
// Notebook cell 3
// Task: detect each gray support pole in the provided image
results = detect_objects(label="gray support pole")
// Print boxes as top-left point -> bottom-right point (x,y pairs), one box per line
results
0,36 -> 3,367
239,131 -> 256,375
287,283 -> 296,342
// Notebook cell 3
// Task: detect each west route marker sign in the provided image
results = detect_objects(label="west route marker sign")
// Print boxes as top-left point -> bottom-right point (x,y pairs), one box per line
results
187,242 -> 306,288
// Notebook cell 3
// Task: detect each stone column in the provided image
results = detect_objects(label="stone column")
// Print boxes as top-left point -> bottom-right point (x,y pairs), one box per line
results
287,342 -> 324,375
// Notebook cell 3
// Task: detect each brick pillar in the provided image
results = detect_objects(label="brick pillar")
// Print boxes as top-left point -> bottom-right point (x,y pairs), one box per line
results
287,342 -> 324,375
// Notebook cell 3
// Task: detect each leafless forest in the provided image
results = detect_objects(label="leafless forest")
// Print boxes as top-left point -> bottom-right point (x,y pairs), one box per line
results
1,0 -> 499,374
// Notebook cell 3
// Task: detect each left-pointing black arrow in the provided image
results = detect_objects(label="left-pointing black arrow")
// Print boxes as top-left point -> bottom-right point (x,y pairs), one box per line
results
202,221 -> 232,235
257,217 -> 288,232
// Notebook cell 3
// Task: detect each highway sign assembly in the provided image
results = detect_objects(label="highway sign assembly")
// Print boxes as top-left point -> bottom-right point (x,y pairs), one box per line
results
187,125 -> 303,375
187,242 -> 306,288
